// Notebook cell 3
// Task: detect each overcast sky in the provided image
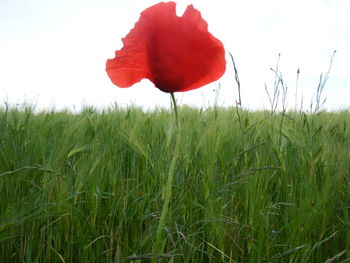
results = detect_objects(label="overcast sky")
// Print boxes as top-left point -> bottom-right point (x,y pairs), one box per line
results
0,0 -> 349,111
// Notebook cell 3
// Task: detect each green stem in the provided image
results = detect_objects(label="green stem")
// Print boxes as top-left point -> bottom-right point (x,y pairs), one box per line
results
153,93 -> 180,262
170,92 -> 179,126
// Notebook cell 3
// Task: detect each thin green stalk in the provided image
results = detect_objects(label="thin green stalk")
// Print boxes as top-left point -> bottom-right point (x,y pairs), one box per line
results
229,52 -> 243,130
153,93 -> 180,262
170,92 -> 179,126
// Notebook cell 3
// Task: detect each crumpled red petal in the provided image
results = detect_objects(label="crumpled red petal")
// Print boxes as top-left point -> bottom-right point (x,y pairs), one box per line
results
106,1 -> 226,93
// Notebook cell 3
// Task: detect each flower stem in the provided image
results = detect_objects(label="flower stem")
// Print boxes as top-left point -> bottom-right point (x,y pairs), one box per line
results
153,93 -> 180,262
170,92 -> 179,126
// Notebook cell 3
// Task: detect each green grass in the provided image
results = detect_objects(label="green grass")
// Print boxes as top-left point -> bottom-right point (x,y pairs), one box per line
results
0,105 -> 349,262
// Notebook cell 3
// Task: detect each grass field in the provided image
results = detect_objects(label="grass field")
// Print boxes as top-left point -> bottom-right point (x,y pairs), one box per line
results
0,104 -> 349,262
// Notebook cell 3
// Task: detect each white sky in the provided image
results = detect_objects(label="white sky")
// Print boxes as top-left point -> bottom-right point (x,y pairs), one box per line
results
0,0 -> 349,111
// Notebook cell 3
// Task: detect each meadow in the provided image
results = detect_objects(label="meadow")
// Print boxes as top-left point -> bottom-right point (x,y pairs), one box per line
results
0,104 -> 349,262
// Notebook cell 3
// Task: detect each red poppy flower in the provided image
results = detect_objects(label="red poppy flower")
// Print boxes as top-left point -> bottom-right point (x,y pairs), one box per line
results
106,1 -> 226,93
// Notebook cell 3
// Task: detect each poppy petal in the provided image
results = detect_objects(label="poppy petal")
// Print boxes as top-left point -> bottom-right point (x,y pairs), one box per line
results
106,2 -> 226,93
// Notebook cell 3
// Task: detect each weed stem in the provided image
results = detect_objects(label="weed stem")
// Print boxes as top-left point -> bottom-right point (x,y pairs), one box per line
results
153,93 -> 181,262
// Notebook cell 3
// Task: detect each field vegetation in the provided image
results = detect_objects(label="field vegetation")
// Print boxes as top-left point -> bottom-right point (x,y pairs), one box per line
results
0,101 -> 349,262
